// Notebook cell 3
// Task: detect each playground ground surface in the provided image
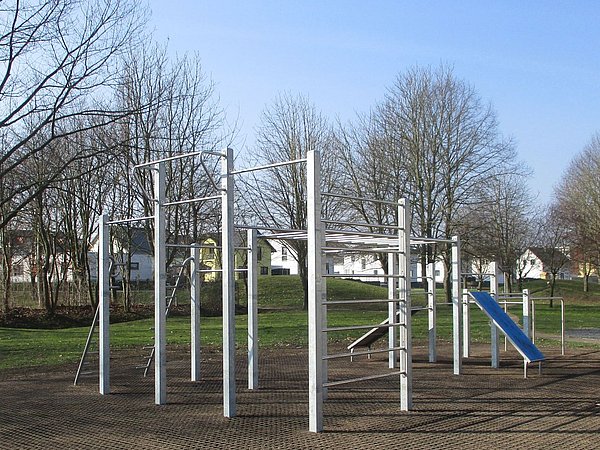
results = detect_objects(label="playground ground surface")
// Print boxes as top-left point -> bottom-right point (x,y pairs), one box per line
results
1,342 -> 599,449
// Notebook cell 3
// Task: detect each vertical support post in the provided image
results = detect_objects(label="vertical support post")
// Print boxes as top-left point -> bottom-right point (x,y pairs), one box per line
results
221,147 -> 236,418
247,229 -> 259,390
490,261 -> 499,369
307,149 -> 324,432
190,244 -> 201,381
398,198 -> 412,410
388,252 -> 398,368
560,299 -> 565,356
451,236 -> 462,375
98,213 -> 110,395
154,162 -> 167,405
462,288 -> 470,358
427,261 -> 437,363
522,289 -> 530,340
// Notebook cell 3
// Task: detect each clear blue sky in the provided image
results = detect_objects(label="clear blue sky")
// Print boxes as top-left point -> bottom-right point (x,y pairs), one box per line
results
148,1 -> 600,204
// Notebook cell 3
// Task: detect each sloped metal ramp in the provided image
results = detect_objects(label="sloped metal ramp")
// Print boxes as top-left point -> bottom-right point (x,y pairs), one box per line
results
347,309 -> 421,356
469,291 -> 544,377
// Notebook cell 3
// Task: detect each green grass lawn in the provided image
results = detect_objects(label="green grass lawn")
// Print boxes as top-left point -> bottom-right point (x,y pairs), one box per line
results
1,276 -> 599,370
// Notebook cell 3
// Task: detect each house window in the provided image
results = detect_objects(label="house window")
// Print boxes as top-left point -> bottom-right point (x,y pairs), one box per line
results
435,270 -> 440,277
530,259 -> 536,266
129,262 -> 139,271
361,258 -> 366,270
258,246 -> 263,261
260,266 -> 269,275
281,247 -> 288,261
12,264 -> 24,276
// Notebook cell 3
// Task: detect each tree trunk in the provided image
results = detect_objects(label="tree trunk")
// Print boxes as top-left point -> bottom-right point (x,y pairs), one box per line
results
583,274 -> 589,293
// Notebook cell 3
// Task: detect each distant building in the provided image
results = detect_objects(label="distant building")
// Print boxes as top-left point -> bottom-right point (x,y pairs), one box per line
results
516,247 -> 572,281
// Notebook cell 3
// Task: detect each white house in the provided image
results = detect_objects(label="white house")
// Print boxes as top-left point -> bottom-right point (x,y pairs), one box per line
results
89,228 -> 154,282
517,247 -> 572,281
268,239 -> 337,275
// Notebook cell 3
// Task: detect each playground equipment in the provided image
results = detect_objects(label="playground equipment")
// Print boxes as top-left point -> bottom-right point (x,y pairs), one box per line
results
86,147 -> 556,433
468,291 -> 544,378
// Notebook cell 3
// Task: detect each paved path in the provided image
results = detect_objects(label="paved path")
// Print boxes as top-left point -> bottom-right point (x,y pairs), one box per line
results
1,344 -> 600,449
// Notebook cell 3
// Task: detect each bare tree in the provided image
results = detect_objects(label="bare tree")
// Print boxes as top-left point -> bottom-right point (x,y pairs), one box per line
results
342,65 -> 516,297
554,133 -> 600,292
459,169 -> 539,292
0,0 -> 145,229
242,93 -> 339,310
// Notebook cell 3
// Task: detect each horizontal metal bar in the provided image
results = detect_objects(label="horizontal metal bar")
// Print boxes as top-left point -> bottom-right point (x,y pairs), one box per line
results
321,192 -> 400,207
323,298 -> 403,305
196,268 -> 248,273
323,246 -> 399,254
323,219 -> 403,231
107,215 -> 153,225
163,195 -> 222,206
323,322 -> 406,333
409,237 -> 454,244
323,273 -> 403,279
134,150 -> 225,169
165,243 -> 222,249
231,158 -> 307,175
323,370 -> 405,388
325,345 -> 406,360
532,296 -> 564,301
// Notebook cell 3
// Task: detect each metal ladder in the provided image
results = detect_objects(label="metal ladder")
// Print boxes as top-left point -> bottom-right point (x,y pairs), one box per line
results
73,259 -> 122,385
137,256 -> 193,377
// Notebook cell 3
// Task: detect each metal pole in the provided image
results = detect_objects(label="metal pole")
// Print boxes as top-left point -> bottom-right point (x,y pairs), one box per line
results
388,252 -> 398,369
427,261 -> 437,363
490,261 -> 499,369
532,300 -> 536,344
398,198 -> 412,410
522,289 -> 531,339
98,213 -> 110,395
307,150 -> 324,432
247,229 -> 259,390
190,244 -> 201,381
451,236 -> 462,375
154,162 -> 167,405
221,147 -> 236,418
560,299 -> 565,356
462,288 -> 470,358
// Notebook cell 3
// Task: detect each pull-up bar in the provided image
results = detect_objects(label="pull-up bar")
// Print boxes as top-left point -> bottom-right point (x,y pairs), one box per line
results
230,158 -> 307,175
133,150 -> 225,169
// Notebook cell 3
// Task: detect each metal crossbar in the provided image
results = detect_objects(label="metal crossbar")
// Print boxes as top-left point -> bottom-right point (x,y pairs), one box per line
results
323,322 -> 405,333
321,192 -> 399,207
163,194 -> 222,206
323,370 -> 405,388
230,158 -> 307,175
323,219 -> 402,230
133,150 -> 225,169
324,345 -> 406,360
107,215 -> 153,225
